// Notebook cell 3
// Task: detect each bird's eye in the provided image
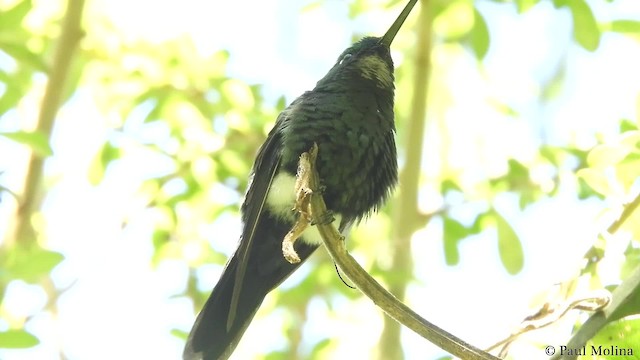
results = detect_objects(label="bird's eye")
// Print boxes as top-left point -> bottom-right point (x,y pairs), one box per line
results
339,53 -> 352,65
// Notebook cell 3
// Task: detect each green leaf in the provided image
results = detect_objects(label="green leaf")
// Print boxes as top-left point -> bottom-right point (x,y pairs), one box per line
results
139,88 -> 170,123
5,247 -> 65,283
587,143 -> 630,168
0,42 -> 49,73
0,130 -> 52,157
507,159 -> 530,188
309,338 -> 332,358
0,71 -> 29,115
0,0 -> 33,32
615,158 -> 640,193
170,328 -> 188,340
568,0 -> 601,51
620,118 -> 638,133
515,0 -> 539,13
493,210 -> 524,274
541,65 -> 567,102
275,95 -> 287,112
588,317 -> 640,354
469,8 -> 490,60
433,1 -> 474,40
609,20 -> 640,34
486,98 -> 519,117
0,330 -> 39,349
441,179 -> 462,193
443,217 -> 469,265
576,175 -> 605,200
577,168 -> 610,196
88,141 -> 121,185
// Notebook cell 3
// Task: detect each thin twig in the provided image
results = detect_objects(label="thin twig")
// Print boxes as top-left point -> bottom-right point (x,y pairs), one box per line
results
607,191 -> 640,234
486,290 -> 611,357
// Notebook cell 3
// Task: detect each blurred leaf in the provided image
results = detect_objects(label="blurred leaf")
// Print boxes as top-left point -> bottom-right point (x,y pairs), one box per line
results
575,175 -> 604,200
0,41 -> 48,73
152,229 -> 171,251
301,1 -> 322,13
0,0 -> 32,32
486,98 -> 519,117
587,144 -> 630,168
441,179 -> 462,195
609,20 -> 640,34
507,159 -> 530,188
275,95 -> 287,112
309,338 -> 332,358
541,64 -> 567,102
139,88 -> 170,123
469,8 -> 490,60
4,247 -> 65,283
0,330 -> 39,349
434,1 -> 474,39
490,159 -> 535,198
0,130 -> 52,157
577,168 -> 610,196
588,317 -> 640,354
443,217 -> 468,265
493,210 -> 524,274
540,145 -> 562,166
515,0 -> 539,13
170,328 -> 188,340
264,350 -> 289,360
61,55 -> 87,103
0,71 -> 29,115
579,132 -> 640,195
88,140 -> 121,185
568,0 -> 601,51
435,356 -> 454,360
615,159 -> 640,193
519,190 -> 537,210
221,79 -> 255,111
620,118 -> 638,133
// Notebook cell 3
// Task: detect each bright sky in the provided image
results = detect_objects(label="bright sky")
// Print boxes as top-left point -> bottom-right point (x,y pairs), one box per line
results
1,0 -> 640,359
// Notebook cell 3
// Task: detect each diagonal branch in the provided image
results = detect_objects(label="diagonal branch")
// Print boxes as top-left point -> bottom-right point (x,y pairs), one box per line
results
295,143 -> 498,360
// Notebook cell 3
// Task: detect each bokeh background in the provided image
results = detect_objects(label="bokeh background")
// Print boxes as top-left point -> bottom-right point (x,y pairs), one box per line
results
1,0 -> 640,359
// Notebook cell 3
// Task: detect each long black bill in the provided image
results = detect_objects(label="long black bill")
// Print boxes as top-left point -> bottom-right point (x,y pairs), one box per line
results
380,0 -> 418,47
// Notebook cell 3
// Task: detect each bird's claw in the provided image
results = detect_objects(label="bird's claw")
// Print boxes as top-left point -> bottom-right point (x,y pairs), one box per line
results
312,210 -> 335,226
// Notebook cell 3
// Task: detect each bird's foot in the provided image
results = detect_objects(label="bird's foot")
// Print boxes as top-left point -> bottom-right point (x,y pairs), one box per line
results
312,210 -> 335,226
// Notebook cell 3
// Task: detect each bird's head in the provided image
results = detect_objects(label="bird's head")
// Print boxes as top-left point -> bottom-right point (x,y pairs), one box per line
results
315,37 -> 395,92
313,0 -> 416,94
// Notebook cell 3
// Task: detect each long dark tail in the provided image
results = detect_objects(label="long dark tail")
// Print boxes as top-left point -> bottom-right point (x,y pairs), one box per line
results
183,215 -> 318,360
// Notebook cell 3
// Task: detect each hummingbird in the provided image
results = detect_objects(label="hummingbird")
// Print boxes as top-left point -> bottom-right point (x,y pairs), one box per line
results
184,1 -> 417,359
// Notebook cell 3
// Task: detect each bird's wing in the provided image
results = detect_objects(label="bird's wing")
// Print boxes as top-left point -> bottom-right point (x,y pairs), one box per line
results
226,113 -> 286,330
